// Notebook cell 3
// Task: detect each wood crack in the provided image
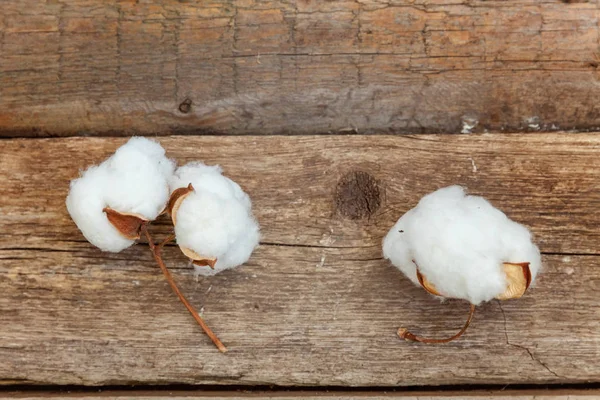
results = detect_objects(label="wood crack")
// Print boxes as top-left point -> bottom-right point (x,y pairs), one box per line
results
497,300 -> 563,380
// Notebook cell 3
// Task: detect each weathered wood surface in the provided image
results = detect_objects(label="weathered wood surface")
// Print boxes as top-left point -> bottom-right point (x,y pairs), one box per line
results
2,1 -> 600,136
1,134 -> 599,387
2,391 -> 600,400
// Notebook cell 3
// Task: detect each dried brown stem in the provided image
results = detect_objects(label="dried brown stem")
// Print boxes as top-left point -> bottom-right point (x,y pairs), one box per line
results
142,225 -> 228,353
159,233 -> 176,249
398,303 -> 476,344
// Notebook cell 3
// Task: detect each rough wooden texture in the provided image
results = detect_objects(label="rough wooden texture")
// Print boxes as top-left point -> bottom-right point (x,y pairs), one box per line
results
1,134 -> 599,387
2,1 -> 600,136
2,391 -> 600,400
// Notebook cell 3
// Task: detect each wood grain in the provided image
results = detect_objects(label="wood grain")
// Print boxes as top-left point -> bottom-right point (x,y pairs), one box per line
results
2,391 -> 600,400
0,134 -> 599,387
1,1 -> 600,136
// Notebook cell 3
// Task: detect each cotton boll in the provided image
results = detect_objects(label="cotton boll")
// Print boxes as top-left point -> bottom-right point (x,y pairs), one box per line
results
383,185 -> 541,305
383,185 -> 541,344
101,137 -> 175,219
66,166 -> 133,252
66,137 -> 175,252
169,163 -> 260,275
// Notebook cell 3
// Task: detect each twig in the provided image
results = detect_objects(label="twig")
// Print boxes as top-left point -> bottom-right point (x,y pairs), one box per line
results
159,233 -> 176,249
142,225 -> 228,353
398,303 -> 476,344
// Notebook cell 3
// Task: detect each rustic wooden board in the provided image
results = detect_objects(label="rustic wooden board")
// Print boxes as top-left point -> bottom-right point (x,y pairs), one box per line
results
1,1 -> 600,136
2,391 -> 600,400
0,134 -> 599,387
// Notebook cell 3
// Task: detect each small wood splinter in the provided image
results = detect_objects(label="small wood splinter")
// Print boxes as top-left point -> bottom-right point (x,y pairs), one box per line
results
141,225 -> 228,353
398,303 -> 476,344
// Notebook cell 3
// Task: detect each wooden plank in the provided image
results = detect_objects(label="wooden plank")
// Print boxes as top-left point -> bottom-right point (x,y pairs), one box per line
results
0,134 -> 599,387
2,390 -> 600,400
1,1 -> 600,136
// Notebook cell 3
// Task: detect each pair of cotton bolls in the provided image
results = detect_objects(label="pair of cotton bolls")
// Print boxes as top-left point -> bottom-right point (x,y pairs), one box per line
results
66,137 -> 259,275
383,185 -> 541,343
66,137 -> 259,352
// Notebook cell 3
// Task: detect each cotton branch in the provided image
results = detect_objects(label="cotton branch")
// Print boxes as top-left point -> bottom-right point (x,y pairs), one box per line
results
142,225 -> 228,353
398,303 -> 476,344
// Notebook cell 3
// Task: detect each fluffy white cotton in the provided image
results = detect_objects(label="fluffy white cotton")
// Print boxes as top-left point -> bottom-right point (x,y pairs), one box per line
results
66,137 -> 175,252
383,186 -> 541,305
169,162 -> 260,276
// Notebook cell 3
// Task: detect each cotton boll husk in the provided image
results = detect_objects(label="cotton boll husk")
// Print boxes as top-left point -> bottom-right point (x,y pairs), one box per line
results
383,185 -> 541,305
169,162 -> 260,276
66,137 -> 175,252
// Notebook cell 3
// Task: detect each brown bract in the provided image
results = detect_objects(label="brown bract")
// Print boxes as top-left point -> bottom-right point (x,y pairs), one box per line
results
496,262 -> 532,300
166,183 -> 194,224
414,260 -> 532,301
402,260 -> 534,344
103,207 -> 148,240
167,184 -> 218,269
416,269 -> 441,297
180,246 -> 217,269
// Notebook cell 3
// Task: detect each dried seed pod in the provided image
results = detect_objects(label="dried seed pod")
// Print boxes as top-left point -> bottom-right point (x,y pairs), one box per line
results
383,185 -> 541,343
103,208 -> 148,240
416,261 -> 532,301
179,246 -> 218,269
496,262 -> 532,300
166,183 -> 194,223
165,184 -> 218,269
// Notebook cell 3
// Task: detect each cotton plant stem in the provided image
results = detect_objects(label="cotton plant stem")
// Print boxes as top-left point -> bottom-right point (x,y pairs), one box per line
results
159,233 -> 176,248
398,303 -> 476,344
142,225 -> 228,353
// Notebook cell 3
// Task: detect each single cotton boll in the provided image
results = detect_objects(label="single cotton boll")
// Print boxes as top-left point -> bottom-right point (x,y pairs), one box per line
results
100,138 -> 175,219
66,137 -> 175,252
169,162 -> 260,276
383,185 -> 541,305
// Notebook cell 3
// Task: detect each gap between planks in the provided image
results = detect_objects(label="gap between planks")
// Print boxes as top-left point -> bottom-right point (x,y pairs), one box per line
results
1,388 -> 600,399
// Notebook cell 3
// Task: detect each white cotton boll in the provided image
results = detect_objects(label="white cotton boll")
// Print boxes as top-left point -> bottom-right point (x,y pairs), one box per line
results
66,166 -> 132,252
101,138 -> 175,219
66,137 -> 175,252
383,185 -> 541,305
169,162 -> 260,276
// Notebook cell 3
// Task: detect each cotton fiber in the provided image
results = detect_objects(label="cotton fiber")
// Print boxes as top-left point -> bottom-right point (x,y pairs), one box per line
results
66,137 -> 175,252
169,162 -> 260,276
383,185 -> 541,305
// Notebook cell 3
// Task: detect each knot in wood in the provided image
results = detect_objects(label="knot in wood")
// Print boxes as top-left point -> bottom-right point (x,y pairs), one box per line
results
335,171 -> 381,220
178,99 -> 192,114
